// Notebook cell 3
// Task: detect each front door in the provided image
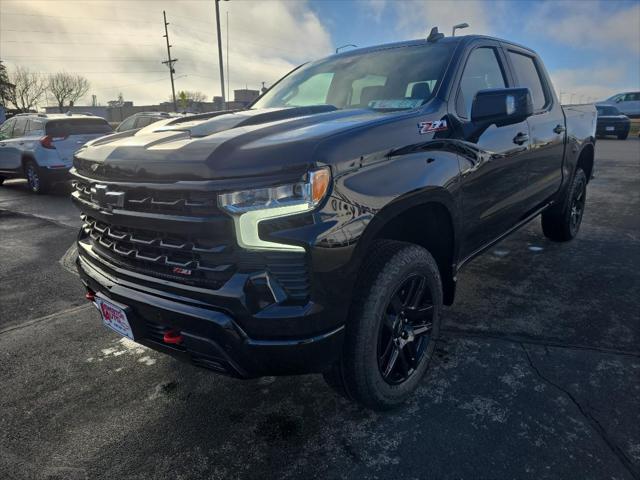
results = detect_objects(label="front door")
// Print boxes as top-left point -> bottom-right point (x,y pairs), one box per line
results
452,45 -> 533,260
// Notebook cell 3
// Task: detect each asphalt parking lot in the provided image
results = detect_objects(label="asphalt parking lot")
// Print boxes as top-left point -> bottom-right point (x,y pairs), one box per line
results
1,139 -> 639,480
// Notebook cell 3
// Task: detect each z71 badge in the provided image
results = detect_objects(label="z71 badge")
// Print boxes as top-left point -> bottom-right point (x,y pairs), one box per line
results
418,119 -> 448,134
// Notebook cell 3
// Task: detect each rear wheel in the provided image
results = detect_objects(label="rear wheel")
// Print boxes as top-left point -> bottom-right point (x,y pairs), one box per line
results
323,241 -> 442,410
25,161 -> 48,194
541,168 -> 587,242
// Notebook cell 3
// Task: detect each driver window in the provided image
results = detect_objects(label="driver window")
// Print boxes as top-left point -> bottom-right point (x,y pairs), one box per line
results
456,47 -> 506,118
283,72 -> 334,107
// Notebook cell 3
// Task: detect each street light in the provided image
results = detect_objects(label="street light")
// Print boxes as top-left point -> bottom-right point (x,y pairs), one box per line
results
452,23 -> 469,36
335,44 -> 357,54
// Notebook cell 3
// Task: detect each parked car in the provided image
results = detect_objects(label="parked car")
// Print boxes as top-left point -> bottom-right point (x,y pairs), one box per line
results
115,112 -> 176,132
595,104 -> 630,139
599,92 -> 640,118
71,32 -> 596,410
0,113 -> 113,192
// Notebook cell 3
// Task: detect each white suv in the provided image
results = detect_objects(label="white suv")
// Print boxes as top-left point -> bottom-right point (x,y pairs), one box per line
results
0,113 -> 113,193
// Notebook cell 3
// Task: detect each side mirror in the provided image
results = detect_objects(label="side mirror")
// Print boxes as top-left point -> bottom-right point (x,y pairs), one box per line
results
471,88 -> 534,127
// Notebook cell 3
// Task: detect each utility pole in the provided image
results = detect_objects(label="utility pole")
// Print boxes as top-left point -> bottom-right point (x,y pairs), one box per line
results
215,0 -> 226,107
162,10 -> 178,111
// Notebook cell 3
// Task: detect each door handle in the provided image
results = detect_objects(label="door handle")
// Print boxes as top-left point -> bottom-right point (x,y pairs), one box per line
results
553,124 -> 566,134
513,132 -> 529,145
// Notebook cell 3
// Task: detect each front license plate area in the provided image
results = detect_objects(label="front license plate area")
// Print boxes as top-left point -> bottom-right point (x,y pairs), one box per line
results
606,126 -> 615,131
96,297 -> 134,340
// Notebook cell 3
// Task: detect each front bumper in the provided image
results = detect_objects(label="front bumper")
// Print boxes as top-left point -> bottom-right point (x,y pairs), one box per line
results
78,253 -> 345,377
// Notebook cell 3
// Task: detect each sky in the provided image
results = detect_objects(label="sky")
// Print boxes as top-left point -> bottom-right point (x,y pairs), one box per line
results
0,0 -> 639,107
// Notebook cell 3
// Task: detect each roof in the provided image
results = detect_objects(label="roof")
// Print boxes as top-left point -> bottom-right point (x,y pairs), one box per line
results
331,34 -> 536,58
14,112 -> 106,120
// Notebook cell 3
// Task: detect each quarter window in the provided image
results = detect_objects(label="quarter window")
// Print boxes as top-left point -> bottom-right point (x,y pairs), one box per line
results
457,48 -> 506,118
508,51 -> 548,110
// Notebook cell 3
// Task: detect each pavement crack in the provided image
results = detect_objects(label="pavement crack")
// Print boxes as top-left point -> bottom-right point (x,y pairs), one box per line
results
441,328 -> 640,358
520,343 -> 639,480
0,304 -> 91,336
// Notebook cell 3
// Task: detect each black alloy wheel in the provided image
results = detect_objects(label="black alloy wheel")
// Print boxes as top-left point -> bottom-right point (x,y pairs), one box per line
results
378,274 -> 434,385
569,175 -> 586,237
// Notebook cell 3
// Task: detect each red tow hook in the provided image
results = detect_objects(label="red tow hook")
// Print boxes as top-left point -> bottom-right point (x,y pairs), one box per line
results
163,329 -> 183,345
85,289 -> 96,302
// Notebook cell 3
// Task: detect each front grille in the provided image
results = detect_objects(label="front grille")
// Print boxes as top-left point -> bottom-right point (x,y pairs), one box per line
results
74,178 -> 311,302
74,179 -> 220,216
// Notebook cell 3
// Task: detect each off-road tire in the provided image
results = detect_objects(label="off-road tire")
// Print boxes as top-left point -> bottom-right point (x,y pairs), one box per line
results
323,240 -> 442,410
541,167 -> 587,242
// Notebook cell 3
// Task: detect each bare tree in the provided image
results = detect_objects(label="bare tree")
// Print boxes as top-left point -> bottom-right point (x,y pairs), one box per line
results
48,72 -> 90,112
8,66 -> 47,112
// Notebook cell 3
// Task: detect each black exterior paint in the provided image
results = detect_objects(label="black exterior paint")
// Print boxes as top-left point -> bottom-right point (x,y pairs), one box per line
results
72,35 -> 596,377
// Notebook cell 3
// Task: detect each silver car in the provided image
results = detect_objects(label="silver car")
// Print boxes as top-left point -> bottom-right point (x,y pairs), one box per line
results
600,91 -> 640,118
0,113 -> 113,193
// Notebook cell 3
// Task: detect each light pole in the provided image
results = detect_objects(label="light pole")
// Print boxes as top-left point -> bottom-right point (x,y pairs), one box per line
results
452,23 -> 469,36
215,0 -> 227,107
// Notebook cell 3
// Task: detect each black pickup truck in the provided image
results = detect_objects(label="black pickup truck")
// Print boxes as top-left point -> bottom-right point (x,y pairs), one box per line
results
72,33 -> 596,410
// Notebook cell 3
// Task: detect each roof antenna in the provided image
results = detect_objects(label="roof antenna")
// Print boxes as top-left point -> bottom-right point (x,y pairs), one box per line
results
452,23 -> 469,36
427,26 -> 444,42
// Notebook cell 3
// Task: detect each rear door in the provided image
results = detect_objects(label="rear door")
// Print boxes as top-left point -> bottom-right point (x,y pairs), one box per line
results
45,118 -> 113,164
505,46 -> 565,208
451,42 -> 533,259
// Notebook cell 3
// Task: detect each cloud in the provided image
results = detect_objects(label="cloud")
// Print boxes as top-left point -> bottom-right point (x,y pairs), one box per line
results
0,0 -> 332,107
394,0 -> 501,39
529,1 -> 640,54
550,64 -> 634,102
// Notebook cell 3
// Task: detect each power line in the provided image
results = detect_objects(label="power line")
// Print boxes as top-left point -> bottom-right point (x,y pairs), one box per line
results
0,40 -> 158,46
0,11 -> 159,25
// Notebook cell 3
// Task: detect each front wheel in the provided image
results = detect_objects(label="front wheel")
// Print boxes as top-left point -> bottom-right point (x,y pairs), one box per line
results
323,241 -> 442,410
541,168 -> 587,242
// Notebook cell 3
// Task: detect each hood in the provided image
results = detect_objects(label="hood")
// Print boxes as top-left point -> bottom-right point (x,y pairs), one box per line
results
74,106 -> 397,182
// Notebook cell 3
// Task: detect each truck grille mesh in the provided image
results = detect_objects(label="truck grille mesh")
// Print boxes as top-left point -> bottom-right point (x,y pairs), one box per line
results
73,175 -> 311,302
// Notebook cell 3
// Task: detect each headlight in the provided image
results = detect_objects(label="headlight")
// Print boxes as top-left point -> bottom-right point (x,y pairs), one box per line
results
218,167 -> 330,251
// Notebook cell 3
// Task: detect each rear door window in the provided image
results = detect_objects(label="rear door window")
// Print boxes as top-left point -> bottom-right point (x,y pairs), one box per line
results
45,118 -> 113,137
27,119 -> 45,136
507,51 -> 548,110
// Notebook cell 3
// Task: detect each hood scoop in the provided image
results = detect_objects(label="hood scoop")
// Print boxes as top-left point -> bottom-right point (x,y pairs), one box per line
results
162,105 -> 338,138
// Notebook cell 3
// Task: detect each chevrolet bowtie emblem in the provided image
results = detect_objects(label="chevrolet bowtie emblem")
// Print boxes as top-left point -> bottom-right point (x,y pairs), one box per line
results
90,184 -> 125,210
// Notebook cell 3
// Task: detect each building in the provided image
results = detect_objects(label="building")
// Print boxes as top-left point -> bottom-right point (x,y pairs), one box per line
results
42,87 -> 263,124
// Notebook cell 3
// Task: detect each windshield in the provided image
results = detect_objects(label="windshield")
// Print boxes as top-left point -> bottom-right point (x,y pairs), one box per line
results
596,106 -> 620,116
253,43 -> 455,112
46,118 -> 113,137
